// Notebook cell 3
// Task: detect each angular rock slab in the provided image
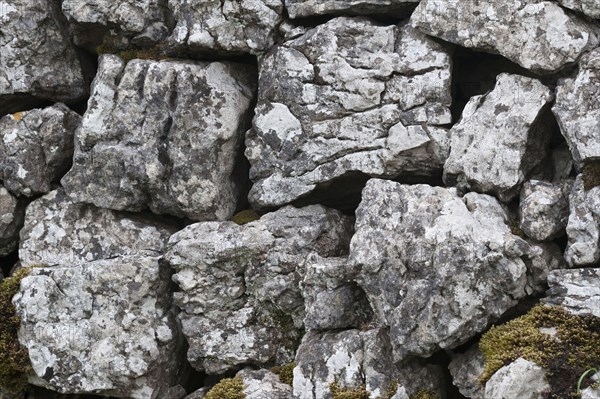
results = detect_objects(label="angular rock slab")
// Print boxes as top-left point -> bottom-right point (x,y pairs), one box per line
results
165,205 -> 353,374
62,55 -> 256,221
237,369 -> 292,399
553,48 -> 600,166
0,104 -> 80,197
247,17 -> 453,209
0,186 -> 25,256
293,328 -> 443,399
411,0 -> 599,74
350,179 -> 564,360
167,0 -> 284,55
545,268 -> 600,318
564,176 -> 600,266
519,180 -> 571,241
484,358 -> 550,399
444,74 -> 554,202
449,345 -> 485,399
285,0 -> 417,18
13,256 -> 183,398
557,0 -> 600,19
0,0 -> 87,113
19,189 -> 176,267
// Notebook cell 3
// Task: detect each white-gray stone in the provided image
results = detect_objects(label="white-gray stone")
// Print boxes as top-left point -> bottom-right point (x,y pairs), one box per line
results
238,368 -> 292,399
449,345 -> 485,399
557,0 -> 600,19
545,268 -> 600,318
285,0 -> 417,18
484,358 -> 550,399
519,180 -> 572,241
564,175 -> 600,266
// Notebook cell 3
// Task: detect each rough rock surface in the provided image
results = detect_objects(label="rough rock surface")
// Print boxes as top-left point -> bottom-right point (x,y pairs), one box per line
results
557,0 -> 600,19
0,104 -> 80,197
167,0 -> 283,55
19,189 -> 176,267
0,0 -> 87,113
247,17 -> 452,209
293,328 -> 442,399
444,74 -> 554,202
545,268 -> 600,318
0,186 -> 25,256
237,368 -> 292,399
484,358 -> 550,399
165,205 -> 353,374
449,345 -> 485,399
62,55 -> 256,221
581,373 -> 600,399
13,256 -> 182,398
411,0 -> 599,73
519,180 -> 572,241
564,176 -> 600,266
553,48 -> 600,166
350,179 -> 563,360
285,0 -> 417,18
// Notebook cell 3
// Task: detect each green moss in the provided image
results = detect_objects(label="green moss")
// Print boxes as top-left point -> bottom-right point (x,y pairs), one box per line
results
380,382 -> 398,399
0,268 -> 32,395
409,391 -> 439,399
231,209 -> 261,225
479,304 -> 600,398
329,381 -> 370,399
582,162 -> 600,191
508,218 -> 526,238
96,44 -> 170,63
277,362 -> 295,386
205,377 -> 246,399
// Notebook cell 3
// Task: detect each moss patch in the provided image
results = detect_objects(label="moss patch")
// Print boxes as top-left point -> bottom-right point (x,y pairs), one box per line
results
409,391 -> 439,399
508,218 -> 526,238
0,268 -> 32,395
581,162 -> 600,191
205,377 -> 246,399
231,209 -> 261,225
274,362 -> 295,386
479,304 -> 600,398
381,382 -> 398,399
329,381 -> 369,399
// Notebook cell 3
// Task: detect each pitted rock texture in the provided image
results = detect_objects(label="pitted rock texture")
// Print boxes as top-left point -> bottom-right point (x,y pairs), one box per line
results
165,205 -> 353,374
293,328 -> 443,399
0,186 -> 25,256
411,0 -> 599,74
519,180 -> 572,241
545,268 -> 600,318
285,0 -> 417,18
444,74 -> 554,202
167,0 -> 284,55
484,358 -> 550,399
350,179 -> 564,360
0,0 -> 87,114
19,189 -> 176,267
553,48 -> 600,166
13,256 -> 182,398
62,55 -> 256,221
557,0 -> 600,19
564,176 -> 600,266
449,345 -> 485,399
0,104 -> 80,197
247,17 -> 452,209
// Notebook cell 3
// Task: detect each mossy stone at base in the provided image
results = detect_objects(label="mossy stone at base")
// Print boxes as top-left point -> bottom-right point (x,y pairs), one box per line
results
231,209 -> 261,225
410,390 -> 439,399
277,362 -> 295,386
205,377 -> 246,399
329,381 -> 370,399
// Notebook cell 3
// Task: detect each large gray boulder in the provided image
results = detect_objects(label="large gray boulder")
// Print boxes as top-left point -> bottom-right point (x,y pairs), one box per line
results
13,256 -> 183,398
484,358 -> 550,399
0,186 -> 25,256
246,17 -> 452,209
545,268 -> 600,318
19,189 -> 176,267
0,0 -> 87,114
165,205 -> 353,374
557,0 -> 600,19
564,176 -> 600,267
62,55 -> 256,221
553,48 -> 600,166
444,74 -> 554,202
411,0 -> 599,74
519,180 -> 572,241
350,179 -> 564,360
0,104 -> 80,197
285,0 -> 417,18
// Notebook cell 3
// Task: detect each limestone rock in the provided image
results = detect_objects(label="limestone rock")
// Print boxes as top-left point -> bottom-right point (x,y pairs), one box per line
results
237,368 -> 292,399
62,55 -> 256,221
0,186 -> 25,256
165,205 -> 353,374
0,0 -> 87,114
167,0 -> 283,55
444,74 -> 554,202
557,0 -> 600,19
553,48 -> 600,166
519,180 -> 572,241
19,189 -> 176,267
0,104 -> 80,197
449,345 -> 485,399
293,328 -> 443,399
545,268 -> 600,318
247,17 -> 452,209
581,373 -> 600,399
484,358 -> 550,399
184,388 -> 209,399
564,176 -> 600,266
350,179 -> 564,360
411,0 -> 599,73
13,256 -> 183,398
285,0 -> 417,18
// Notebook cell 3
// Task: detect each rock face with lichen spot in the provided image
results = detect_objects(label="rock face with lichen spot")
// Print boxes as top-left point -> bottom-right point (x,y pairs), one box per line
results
564,176 -> 600,267
545,268 -> 600,318
285,0 -> 418,18
518,180 -> 572,241
556,0 -> 600,19
484,358 -> 550,399
0,186 -> 24,256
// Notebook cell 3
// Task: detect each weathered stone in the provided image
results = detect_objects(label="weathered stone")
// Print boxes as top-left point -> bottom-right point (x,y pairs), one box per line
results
519,180 -> 572,241
411,0 -> 599,74
581,373 -> 600,399
350,179 -> 564,360
167,0 -> 283,55
564,176 -> 600,266
62,55 -> 256,221
444,74 -> 554,202
19,189 -> 176,267
293,328 -> 443,399
484,358 -> 550,399
0,186 -> 24,256
237,368 -> 292,399
545,268 -> 600,318
13,256 -> 183,398
0,104 -> 80,197
285,0 -> 417,18
165,205 -> 353,374
553,48 -> 600,166
247,17 -> 452,209
449,345 -> 485,399
557,0 -> 600,19
0,0 -> 87,114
